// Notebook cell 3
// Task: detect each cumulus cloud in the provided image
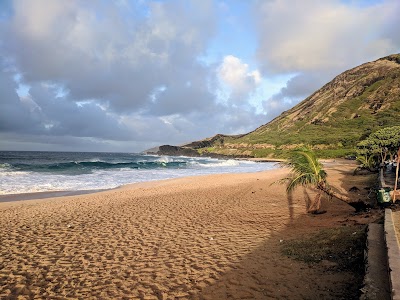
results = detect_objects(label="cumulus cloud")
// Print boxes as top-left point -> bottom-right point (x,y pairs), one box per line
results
0,0 -> 272,152
259,71 -> 338,121
255,0 -> 400,74
217,55 -> 261,104
2,0 -> 217,113
262,73 -> 328,119
254,0 -> 400,118
0,1 -> 228,151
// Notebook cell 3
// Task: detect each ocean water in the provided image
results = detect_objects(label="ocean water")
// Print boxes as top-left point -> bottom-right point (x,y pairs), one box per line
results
0,151 -> 277,195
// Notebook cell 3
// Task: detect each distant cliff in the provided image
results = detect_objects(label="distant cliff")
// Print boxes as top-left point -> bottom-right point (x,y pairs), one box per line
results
156,145 -> 198,157
153,144 -> 251,159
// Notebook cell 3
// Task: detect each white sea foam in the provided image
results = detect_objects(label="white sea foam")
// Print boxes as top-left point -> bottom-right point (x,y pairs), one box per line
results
0,156 -> 277,195
196,159 -> 240,168
155,156 -> 171,163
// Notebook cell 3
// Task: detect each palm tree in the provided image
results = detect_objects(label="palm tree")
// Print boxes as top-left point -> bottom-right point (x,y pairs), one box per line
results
279,148 -> 365,213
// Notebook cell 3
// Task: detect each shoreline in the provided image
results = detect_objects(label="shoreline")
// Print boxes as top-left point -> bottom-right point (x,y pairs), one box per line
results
0,168 -> 279,203
0,162 -> 280,203
0,189 -> 108,203
0,156 -> 279,202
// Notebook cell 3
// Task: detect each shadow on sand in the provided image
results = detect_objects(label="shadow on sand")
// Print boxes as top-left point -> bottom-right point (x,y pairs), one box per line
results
196,162 -> 385,299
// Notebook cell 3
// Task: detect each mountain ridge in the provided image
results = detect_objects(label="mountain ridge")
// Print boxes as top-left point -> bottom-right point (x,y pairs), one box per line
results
155,54 -> 400,158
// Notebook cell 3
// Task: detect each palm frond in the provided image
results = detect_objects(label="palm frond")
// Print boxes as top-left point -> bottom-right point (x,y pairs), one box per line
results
280,148 -> 326,192
286,172 -> 318,192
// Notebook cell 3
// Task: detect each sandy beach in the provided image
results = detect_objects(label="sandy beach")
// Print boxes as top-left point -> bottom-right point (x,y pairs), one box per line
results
0,161 -> 379,299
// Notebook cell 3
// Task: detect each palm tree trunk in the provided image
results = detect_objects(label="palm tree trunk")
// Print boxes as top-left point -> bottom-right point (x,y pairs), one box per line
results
308,191 -> 322,214
317,182 -> 350,202
317,182 -> 367,212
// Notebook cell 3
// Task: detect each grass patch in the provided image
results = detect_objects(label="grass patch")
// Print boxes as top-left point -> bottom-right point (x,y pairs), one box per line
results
314,148 -> 356,158
197,147 -> 216,155
251,148 -> 284,158
281,225 -> 366,272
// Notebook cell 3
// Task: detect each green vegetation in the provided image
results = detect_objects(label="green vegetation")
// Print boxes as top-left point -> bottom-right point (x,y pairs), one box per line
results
197,147 -> 216,154
356,125 -> 400,169
314,148 -> 356,158
251,148 -> 285,158
251,148 -> 275,158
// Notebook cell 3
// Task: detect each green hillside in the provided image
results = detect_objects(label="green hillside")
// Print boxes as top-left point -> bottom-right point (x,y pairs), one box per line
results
158,54 -> 400,158
244,54 -> 400,147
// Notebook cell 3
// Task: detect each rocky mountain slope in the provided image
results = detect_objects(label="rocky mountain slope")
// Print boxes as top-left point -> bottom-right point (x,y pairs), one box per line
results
156,54 -> 400,158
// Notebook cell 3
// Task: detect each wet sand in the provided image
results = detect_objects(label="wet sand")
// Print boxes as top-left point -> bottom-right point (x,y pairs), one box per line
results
0,189 -> 107,203
0,162 -> 376,299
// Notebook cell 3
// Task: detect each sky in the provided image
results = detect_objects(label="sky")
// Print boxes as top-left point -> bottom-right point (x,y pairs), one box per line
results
0,0 -> 399,153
